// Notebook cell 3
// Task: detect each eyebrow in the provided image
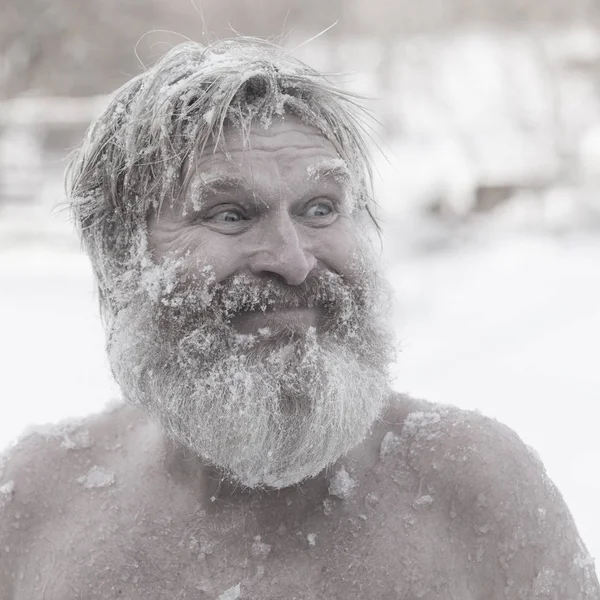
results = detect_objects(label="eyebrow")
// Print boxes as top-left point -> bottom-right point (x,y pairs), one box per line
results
306,160 -> 353,190
193,172 -> 249,193
190,165 -> 353,197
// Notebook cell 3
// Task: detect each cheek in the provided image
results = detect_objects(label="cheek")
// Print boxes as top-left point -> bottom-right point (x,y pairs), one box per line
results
174,232 -> 247,283
148,224 -> 210,262
313,221 -> 359,275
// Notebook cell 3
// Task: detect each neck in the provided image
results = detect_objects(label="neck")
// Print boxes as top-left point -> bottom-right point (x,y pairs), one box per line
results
151,392 -> 404,510
159,432 -> 333,508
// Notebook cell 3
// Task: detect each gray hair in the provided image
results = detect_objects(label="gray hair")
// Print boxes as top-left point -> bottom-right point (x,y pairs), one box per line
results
66,37 -> 379,317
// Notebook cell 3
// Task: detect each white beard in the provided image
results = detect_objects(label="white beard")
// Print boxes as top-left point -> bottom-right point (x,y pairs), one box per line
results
107,253 -> 395,489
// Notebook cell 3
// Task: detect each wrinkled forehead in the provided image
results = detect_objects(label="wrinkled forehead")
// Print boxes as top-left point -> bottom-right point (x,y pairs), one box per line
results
184,115 -> 354,193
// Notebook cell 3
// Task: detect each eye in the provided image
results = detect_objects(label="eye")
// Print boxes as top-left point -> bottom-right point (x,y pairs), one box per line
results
304,201 -> 335,218
208,208 -> 247,223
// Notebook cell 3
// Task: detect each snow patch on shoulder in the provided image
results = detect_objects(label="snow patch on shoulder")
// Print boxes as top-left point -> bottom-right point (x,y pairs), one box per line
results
61,428 -> 92,450
19,417 -> 94,450
399,408 -> 452,447
0,452 -> 7,481
404,410 -> 443,432
380,431 -> 403,459
0,480 -> 15,508
77,466 -> 115,489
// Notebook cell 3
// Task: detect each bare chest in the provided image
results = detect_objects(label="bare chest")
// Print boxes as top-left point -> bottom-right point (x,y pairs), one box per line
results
20,473 -> 475,600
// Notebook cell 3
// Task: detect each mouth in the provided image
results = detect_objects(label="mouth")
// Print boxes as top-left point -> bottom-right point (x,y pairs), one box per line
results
231,306 -> 323,335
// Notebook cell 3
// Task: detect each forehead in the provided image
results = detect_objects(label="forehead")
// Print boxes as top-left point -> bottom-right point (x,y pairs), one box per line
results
193,115 -> 341,181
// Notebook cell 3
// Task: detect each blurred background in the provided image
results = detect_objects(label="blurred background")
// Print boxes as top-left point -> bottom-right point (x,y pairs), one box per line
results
1,0 -> 599,566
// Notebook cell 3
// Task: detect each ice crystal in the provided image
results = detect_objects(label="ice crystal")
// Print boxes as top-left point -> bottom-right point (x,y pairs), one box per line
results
413,494 -> 434,508
77,466 -> 116,489
329,465 -> 356,499
217,583 -> 241,600
0,480 -> 15,508
380,431 -> 403,459
61,428 -> 92,450
251,535 -> 271,558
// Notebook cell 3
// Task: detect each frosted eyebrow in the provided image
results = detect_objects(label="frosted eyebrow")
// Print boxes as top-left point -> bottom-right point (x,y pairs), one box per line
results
182,171 -> 253,215
306,159 -> 353,190
194,173 -> 250,194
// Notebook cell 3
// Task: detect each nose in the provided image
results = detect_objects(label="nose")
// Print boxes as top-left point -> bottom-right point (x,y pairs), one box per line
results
249,214 -> 317,286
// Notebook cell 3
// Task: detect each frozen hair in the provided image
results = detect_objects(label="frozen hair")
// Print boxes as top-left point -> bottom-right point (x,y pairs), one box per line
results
66,37 -> 378,317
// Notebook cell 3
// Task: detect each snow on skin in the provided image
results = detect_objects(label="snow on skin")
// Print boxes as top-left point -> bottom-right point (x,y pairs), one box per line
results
61,428 -> 92,450
0,480 -> 15,508
413,494 -> 434,508
77,466 -> 115,489
251,535 -> 271,558
402,410 -> 443,436
380,430 -> 403,459
389,409 -> 447,468
18,419 -> 93,452
365,492 -> 379,507
217,583 -> 241,600
328,465 -> 356,499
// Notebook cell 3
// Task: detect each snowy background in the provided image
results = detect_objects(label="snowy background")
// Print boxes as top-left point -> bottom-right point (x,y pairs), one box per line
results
1,24 -> 599,569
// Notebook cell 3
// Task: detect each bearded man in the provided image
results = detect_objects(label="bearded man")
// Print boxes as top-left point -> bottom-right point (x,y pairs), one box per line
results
1,39 -> 598,600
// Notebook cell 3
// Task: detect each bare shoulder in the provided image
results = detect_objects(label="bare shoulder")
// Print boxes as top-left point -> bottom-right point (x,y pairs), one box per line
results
0,402 -> 150,595
384,396 -> 600,599
0,401 -> 146,505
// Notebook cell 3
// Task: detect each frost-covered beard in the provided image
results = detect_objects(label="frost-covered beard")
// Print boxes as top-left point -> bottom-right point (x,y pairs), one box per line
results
107,253 -> 395,489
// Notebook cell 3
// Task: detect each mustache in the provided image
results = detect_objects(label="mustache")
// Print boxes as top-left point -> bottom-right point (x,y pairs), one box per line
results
215,271 -> 347,316
160,269 -> 358,319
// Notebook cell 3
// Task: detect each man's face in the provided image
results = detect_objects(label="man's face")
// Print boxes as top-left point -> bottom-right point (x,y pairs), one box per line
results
147,115 -> 359,335
107,115 -> 394,489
